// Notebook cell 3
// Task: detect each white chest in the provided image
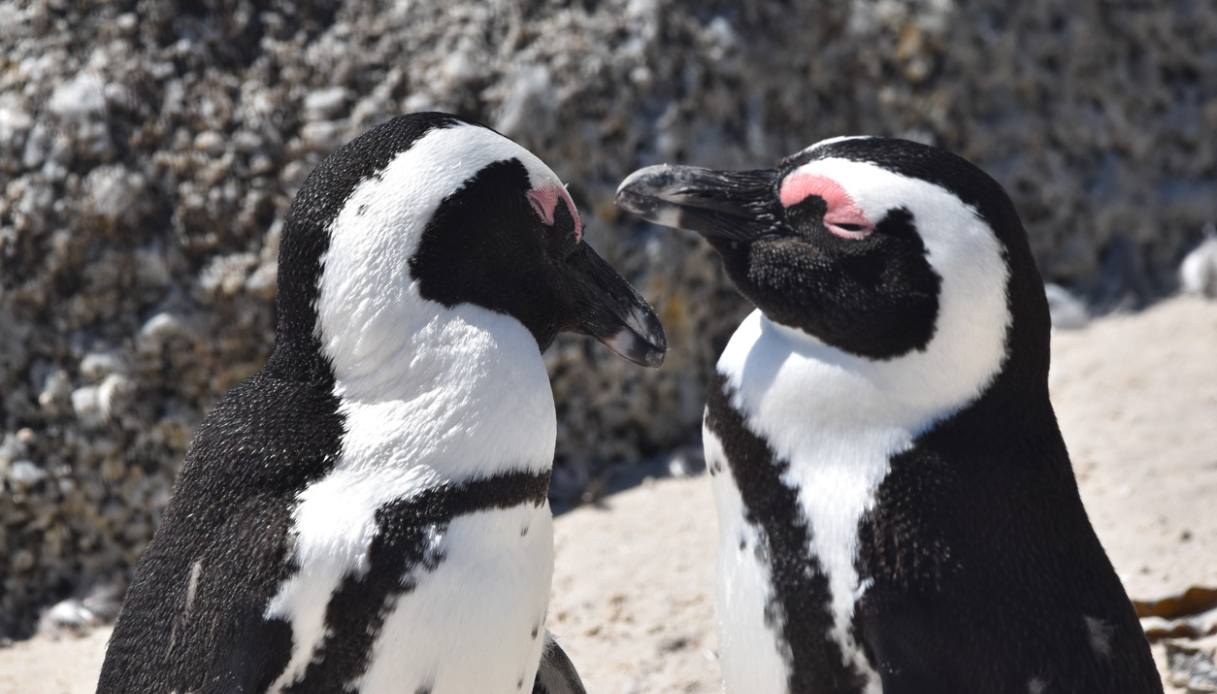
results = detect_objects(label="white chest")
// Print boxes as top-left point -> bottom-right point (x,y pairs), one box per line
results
357,504 -> 554,694
265,306 -> 559,692
708,310 -> 972,693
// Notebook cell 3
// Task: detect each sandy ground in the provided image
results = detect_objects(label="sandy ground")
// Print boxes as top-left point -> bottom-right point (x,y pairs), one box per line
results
2,296 -> 1215,693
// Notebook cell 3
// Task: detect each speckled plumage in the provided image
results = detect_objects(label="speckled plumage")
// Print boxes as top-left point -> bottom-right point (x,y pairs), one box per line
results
99,113 -> 661,693
619,137 -> 1162,694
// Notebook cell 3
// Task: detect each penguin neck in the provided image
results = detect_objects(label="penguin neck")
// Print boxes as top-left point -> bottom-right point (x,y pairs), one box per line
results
717,309 -> 1008,459
324,303 -> 557,486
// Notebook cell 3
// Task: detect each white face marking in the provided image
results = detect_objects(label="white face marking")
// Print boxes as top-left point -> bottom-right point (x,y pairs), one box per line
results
316,122 -> 567,394
267,123 -> 565,690
710,152 -> 1011,690
773,155 -> 1012,408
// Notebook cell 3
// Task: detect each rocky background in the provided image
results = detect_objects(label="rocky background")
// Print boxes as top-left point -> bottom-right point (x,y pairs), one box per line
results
1,0 -> 1215,638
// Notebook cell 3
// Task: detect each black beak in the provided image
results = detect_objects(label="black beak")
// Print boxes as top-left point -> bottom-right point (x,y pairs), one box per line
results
614,165 -> 779,242
564,242 -> 667,368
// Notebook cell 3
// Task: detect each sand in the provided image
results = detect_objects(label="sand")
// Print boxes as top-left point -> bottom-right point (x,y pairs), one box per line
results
2,296 -> 1214,693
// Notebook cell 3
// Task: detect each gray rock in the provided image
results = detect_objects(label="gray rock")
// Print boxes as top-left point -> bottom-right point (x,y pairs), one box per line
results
0,433 -> 27,467
47,71 -> 107,120
36,369 -> 71,413
97,374 -> 134,421
80,352 -> 126,382
1045,283 -> 1090,330
0,96 -> 33,151
2,0 -> 1216,639
70,386 -> 103,427
1180,232 -> 1217,299
83,166 -> 146,226
6,460 -> 47,487
304,87 -> 351,121
37,598 -> 100,636
137,312 -> 194,352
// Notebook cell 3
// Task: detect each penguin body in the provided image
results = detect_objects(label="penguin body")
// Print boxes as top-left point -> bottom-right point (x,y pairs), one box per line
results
617,137 -> 1162,693
99,113 -> 662,694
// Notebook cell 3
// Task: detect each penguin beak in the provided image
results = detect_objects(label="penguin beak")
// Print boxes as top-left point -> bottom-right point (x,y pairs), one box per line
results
564,242 -> 667,368
614,164 -> 779,242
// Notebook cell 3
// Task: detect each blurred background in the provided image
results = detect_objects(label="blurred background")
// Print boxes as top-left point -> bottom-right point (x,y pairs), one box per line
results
1,1 -> 1216,691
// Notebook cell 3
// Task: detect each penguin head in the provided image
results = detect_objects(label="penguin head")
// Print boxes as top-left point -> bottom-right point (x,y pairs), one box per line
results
617,137 -> 1049,393
271,113 -> 666,382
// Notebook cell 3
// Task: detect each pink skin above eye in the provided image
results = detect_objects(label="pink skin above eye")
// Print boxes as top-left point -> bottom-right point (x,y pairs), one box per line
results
527,185 -> 583,243
778,172 -> 873,239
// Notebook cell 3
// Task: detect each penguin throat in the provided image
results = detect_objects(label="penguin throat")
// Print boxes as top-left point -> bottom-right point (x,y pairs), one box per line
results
324,303 -> 558,484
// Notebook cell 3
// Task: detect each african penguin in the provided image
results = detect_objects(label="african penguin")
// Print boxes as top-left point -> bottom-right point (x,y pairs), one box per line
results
99,112 -> 665,694
616,137 -> 1162,694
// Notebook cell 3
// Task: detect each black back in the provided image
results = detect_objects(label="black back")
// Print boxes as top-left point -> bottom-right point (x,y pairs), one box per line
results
98,374 -> 344,692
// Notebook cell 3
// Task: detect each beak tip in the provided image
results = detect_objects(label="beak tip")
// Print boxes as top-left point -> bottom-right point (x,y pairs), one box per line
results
614,165 -> 676,219
600,326 -> 667,368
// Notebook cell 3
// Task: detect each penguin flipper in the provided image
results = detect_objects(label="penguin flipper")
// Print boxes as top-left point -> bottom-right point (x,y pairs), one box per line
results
532,633 -> 587,694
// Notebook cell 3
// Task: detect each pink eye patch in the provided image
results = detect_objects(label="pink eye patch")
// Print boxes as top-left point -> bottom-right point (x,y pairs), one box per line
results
527,185 -> 583,242
778,172 -> 873,239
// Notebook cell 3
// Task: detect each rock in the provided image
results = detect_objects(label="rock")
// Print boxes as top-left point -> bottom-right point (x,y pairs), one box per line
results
0,433 -> 27,467
36,598 -> 100,637
5,461 -> 46,488
36,369 -> 71,413
70,386 -> 102,427
495,66 -> 556,137
1180,233 -> 1217,298
137,312 -> 193,352
1044,283 -> 1090,330
666,447 -> 706,478
97,374 -> 134,421
304,87 -> 351,121
79,352 -> 126,382
1166,642 -> 1217,692
198,252 -> 258,299
245,262 -> 278,299
47,71 -> 106,120
3,0 -> 1217,640
193,130 -> 226,155
83,166 -> 146,226
0,96 -> 34,152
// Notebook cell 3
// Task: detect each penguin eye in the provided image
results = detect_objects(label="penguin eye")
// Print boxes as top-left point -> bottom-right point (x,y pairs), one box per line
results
779,173 -> 873,240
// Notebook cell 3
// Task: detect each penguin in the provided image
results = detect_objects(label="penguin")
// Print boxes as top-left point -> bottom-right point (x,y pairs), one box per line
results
98,112 -> 665,694
615,137 -> 1163,694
